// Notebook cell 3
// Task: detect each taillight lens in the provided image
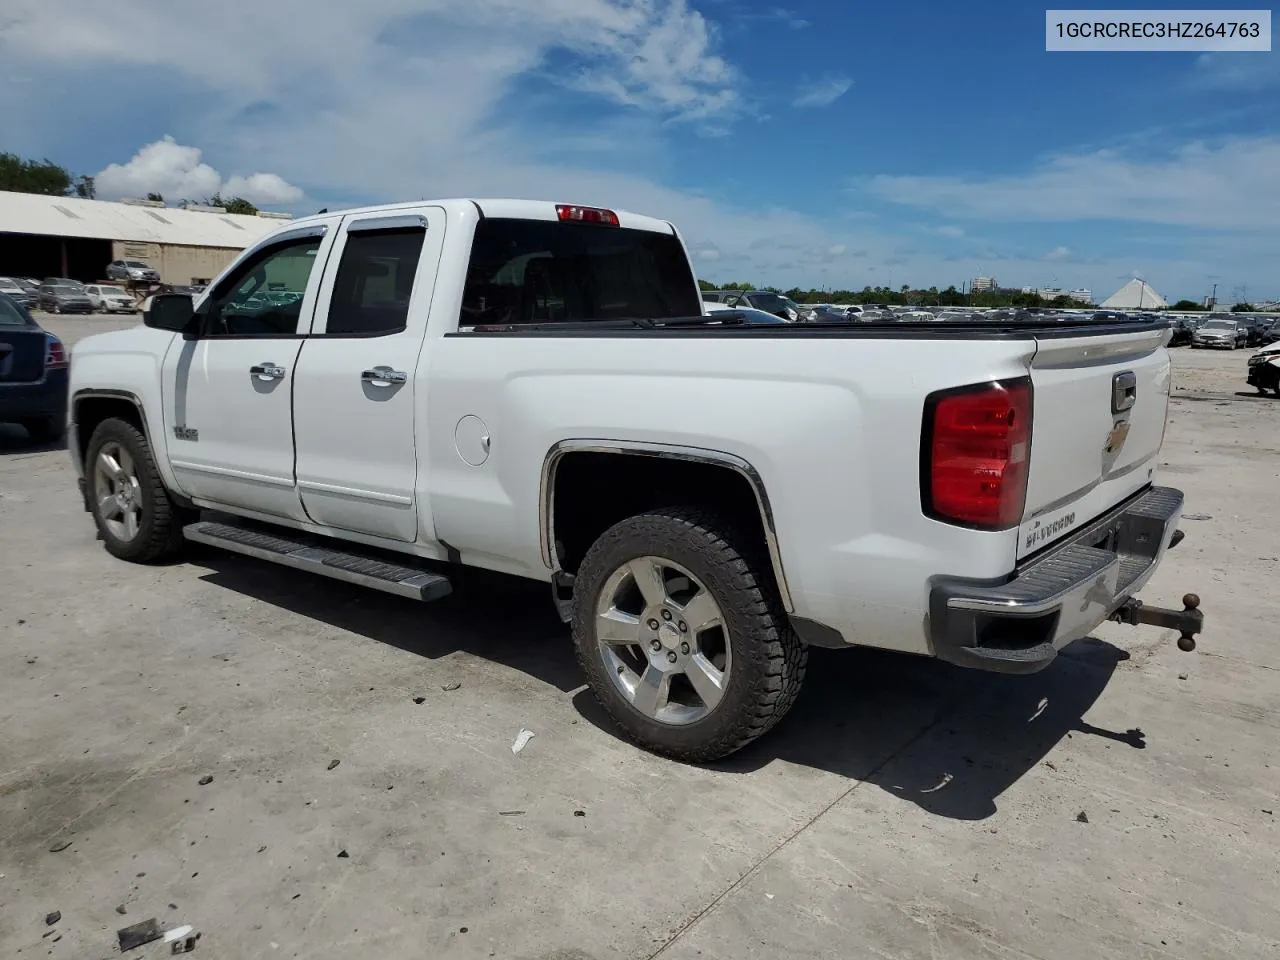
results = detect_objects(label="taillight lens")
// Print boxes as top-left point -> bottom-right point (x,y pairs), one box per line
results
45,336 -> 68,370
923,378 -> 1031,529
555,204 -> 620,226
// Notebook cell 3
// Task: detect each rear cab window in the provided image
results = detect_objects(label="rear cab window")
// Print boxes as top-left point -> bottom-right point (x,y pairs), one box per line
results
459,218 -> 700,328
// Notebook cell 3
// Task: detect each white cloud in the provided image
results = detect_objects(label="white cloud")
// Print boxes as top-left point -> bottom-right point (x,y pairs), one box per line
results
222,172 -> 305,205
793,74 -> 852,108
94,136 -> 302,206
925,225 -> 966,238
866,137 -> 1280,230
1045,245 -> 1072,261
95,138 -> 222,202
1190,53 -> 1280,90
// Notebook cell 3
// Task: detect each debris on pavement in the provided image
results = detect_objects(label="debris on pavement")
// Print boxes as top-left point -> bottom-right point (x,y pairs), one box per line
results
1076,811 -> 1090,824
511,728 -> 535,754
412,696 -> 426,705
1179,673 -> 1189,680
326,759 -> 340,771
498,810 -> 525,816
197,775 -> 213,786
116,904 -> 128,915
337,849 -> 350,858
164,924 -> 199,953
118,917 -> 163,951
48,840 -> 72,853
573,809 -> 586,817
45,911 -> 60,925
441,681 -> 462,692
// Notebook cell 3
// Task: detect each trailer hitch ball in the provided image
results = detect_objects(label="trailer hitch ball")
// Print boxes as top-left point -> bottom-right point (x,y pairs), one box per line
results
1177,593 -> 1200,652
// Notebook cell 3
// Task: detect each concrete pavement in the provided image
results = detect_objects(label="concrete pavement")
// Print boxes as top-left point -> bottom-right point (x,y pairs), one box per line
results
1,332 -> 1276,958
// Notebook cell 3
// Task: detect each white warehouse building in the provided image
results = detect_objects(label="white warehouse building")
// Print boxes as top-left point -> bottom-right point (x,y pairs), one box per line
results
0,190 -> 291,286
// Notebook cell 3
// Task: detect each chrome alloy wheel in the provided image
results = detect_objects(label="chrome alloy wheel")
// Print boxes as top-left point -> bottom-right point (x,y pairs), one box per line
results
93,441 -> 144,542
594,556 -> 732,725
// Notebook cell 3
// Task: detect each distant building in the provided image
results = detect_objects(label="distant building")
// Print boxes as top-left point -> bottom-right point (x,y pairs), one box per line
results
970,276 -> 997,293
0,190 -> 290,285
1037,287 -> 1093,304
1101,279 -> 1167,310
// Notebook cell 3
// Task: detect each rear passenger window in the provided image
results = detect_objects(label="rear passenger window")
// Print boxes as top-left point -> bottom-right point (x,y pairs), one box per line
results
324,228 -> 426,336
459,218 -> 700,327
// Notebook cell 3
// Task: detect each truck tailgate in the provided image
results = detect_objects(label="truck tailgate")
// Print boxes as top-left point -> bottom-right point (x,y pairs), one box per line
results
1018,326 -> 1171,560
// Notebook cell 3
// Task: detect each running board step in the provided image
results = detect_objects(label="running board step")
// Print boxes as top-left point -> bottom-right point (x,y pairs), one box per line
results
184,521 -> 452,602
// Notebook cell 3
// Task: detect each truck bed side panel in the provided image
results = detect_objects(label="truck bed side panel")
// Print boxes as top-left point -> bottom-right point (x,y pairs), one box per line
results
424,334 -> 1035,656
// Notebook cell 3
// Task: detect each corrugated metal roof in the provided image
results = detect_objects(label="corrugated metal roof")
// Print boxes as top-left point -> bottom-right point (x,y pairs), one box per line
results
0,190 -> 288,248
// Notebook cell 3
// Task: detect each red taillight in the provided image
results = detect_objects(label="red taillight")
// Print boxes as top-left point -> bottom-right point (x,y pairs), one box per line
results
924,378 -> 1031,529
555,204 -> 619,226
45,336 -> 68,370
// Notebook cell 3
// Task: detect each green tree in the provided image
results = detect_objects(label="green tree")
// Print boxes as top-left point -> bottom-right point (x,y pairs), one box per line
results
73,175 -> 95,199
1230,302 -> 1255,312
206,193 -> 259,215
146,192 -> 164,203
1170,299 -> 1200,311
0,152 -> 74,195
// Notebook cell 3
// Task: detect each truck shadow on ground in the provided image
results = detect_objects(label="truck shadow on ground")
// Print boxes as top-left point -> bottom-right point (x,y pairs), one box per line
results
0,423 -> 68,454
196,552 -> 1144,822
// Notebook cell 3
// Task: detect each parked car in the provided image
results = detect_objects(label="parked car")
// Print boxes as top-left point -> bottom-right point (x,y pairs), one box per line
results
0,291 -> 69,442
0,276 -> 38,309
42,277 -> 85,289
1168,316 -> 1196,347
1246,341 -> 1280,396
809,305 -> 856,323
67,197 -> 1203,762
722,290 -> 800,321
1260,319 -> 1280,345
703,302 -> 789,324
106,260 -> 161,283
699,289 -> 736,304
1192,318 -> 1245,349
38,282 -> 95,314
84,284 -> 137,314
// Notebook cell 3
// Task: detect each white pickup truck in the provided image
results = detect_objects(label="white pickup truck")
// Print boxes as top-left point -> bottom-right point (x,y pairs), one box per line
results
67,198 -> 1204,760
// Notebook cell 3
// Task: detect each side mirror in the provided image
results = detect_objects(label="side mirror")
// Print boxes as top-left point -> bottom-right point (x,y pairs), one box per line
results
145,294 -> 196,333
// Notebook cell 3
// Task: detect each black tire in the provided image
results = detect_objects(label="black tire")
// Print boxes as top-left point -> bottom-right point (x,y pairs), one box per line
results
21,416 -> 64,443
86,417 -> 192,562
571,507 -> 807,762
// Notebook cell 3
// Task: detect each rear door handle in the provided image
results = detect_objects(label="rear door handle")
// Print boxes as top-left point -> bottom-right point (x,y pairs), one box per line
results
250,362 -> 286,381
361,366 -> 408,386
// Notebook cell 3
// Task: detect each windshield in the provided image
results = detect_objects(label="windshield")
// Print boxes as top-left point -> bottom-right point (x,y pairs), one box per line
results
743,292 -> 790,313
1202,321 -> 1235,331
125,261 -> 151,269
51,284 -> 81,293
100,286 -> 129,296
460,219 -> 700,326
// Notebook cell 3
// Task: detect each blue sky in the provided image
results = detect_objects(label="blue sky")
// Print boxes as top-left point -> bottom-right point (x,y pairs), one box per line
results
2,0 -> 1277,302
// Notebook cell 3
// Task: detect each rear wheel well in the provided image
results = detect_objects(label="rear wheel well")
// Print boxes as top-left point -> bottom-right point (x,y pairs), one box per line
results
549,450 -> 777,586
74,396 -> 146,466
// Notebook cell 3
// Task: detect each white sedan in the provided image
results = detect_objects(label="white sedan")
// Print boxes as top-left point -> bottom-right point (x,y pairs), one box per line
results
84,284 -> 137,314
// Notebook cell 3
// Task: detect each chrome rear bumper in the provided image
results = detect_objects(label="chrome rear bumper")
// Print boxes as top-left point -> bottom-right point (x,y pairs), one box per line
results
929,486 -> 1191,674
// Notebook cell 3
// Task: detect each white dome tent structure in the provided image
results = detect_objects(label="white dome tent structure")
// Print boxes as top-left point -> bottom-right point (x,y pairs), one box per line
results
1100,278 -> 1168,310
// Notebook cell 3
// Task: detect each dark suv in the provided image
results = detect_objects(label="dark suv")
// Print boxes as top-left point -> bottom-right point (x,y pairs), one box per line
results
38,282 -> 95,314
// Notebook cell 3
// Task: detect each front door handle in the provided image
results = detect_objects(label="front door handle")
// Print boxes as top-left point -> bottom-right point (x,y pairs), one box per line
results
361,366 -> 408,386
250,362 -> 286,381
